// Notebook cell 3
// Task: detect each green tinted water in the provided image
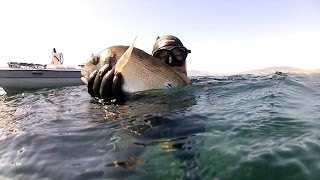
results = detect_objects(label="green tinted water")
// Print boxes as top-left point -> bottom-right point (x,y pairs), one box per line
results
0,73 -> 320,179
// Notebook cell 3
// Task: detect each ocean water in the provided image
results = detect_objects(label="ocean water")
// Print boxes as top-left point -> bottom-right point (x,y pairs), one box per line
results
1,73 -> 320,180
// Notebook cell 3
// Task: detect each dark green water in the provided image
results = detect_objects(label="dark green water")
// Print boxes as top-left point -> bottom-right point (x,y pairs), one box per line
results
1,73 -> 320,180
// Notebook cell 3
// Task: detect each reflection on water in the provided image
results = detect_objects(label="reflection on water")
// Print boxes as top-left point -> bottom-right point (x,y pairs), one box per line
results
0,84 -> 204,179
1,74 -> 320,179
86,86 -> 204,179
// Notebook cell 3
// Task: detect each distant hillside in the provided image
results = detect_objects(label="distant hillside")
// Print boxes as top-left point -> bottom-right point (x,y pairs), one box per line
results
188,70 -> 216,76
188,67 -> 320,76
241,66 -> 320,75
188,70 -> 236,76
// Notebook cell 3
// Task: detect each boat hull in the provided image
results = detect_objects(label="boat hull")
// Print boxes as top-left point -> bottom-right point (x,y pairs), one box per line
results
0,68 -> 84,94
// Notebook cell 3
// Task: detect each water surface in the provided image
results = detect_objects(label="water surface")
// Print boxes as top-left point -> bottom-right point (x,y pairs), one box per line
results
1,73 -> 320,180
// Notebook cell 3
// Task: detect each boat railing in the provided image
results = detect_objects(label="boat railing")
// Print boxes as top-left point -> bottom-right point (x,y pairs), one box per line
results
7,62 -> 47,69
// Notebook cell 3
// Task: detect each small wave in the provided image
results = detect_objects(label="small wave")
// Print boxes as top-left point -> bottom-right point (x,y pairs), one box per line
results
1,74 -> 320,179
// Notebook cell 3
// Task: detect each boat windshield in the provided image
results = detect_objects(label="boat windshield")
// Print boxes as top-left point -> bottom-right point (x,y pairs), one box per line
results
7,62 -> 46,69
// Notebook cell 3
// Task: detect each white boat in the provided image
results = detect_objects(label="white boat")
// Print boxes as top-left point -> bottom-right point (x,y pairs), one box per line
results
0,50 -> 84,94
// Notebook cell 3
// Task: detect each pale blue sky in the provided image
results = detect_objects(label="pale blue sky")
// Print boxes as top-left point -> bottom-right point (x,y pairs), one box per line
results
0,0 -> 319,73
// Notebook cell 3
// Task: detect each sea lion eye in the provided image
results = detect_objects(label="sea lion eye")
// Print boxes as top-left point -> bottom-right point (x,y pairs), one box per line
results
105,55 -> 117,66
92,55 -> 100,65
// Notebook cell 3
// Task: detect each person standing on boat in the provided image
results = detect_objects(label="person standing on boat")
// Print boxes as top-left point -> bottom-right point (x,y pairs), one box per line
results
51,48 -> 64,65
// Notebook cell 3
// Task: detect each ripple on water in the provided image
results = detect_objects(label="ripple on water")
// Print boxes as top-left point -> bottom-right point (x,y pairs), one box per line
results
226,138 -> 320,179
1,75 -> 320,179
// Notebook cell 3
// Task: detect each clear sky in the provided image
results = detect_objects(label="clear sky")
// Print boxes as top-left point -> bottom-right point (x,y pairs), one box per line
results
0,0 -> 319,73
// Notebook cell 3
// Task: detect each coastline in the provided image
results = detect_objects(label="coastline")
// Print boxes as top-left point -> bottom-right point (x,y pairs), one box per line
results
188,66 -> 320,76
